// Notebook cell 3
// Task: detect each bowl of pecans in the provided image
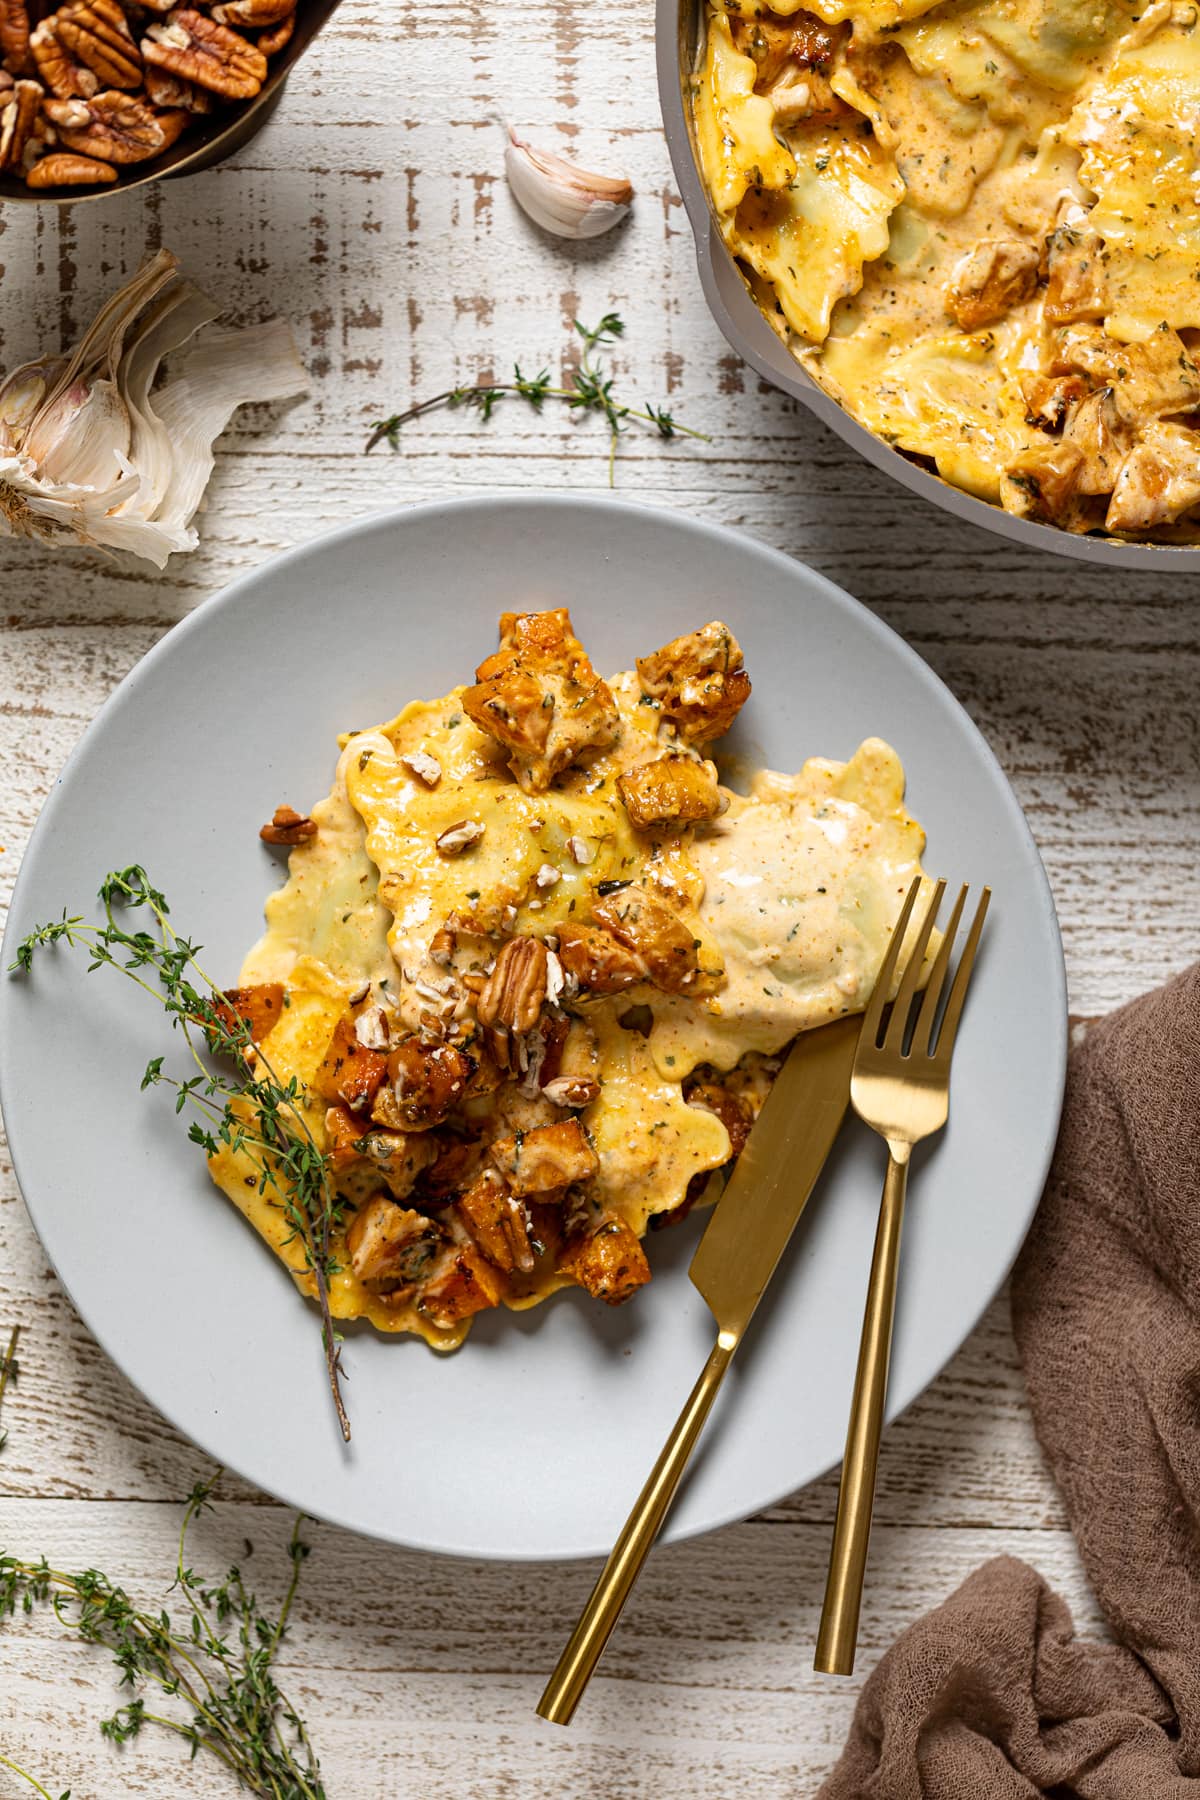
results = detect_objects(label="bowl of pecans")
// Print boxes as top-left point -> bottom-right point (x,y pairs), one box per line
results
0,0 -> 339,199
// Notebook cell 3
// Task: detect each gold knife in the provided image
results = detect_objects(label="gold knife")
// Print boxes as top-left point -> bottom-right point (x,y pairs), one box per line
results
537,1013 -> 860,1725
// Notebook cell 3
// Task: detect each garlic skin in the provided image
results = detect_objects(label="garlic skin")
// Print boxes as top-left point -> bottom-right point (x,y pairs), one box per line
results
504,131 -> 633,240
0,249 -> 306,569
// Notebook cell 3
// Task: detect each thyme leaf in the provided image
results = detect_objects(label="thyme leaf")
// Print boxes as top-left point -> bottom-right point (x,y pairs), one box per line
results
9,868 -> 351,1441
0,1476 -> 324,1798
365,311 -> 708,482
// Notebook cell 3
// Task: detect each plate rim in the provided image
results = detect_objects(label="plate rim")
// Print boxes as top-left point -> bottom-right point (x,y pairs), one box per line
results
0,493 -> 1068,1560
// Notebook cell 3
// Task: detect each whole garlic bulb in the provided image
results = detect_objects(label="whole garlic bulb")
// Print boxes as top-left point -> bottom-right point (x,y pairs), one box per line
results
504,130 -> 634,240
0,249 -> 306,569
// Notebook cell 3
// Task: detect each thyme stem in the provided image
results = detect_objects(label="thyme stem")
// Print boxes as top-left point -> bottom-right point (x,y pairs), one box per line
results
0,1325 -> 19,1453
365,312 -> 709,481
9,868 -> 350,1441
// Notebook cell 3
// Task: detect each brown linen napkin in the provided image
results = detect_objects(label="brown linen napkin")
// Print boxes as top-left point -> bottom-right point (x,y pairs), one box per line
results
818,963 -> 1200,1798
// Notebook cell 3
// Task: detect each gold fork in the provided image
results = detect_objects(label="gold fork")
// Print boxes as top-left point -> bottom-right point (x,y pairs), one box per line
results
814,874 -> 990,1677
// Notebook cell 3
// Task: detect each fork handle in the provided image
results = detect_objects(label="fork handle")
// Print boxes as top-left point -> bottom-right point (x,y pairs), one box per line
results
815,1144 -> 910,1676
537,1330 -> 738,1726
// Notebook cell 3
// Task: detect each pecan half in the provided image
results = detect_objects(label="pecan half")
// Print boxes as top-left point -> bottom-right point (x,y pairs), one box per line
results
0,77 -> 40,171
212,0 -> 294,24
55,0 -> 141,90
259,803 -> 318,844
476,935 -> 548,1068
31,19 -> 99,97
0,0 -> 30,71
257,8 -> 294,54
142,10 -> 266,100
46,89 -> 186,161
143,63 -> 212,109
25,148 -> 118,185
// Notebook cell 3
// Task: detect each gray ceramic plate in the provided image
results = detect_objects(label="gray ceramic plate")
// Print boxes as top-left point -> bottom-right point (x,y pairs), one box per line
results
0,496 -> 1066,1560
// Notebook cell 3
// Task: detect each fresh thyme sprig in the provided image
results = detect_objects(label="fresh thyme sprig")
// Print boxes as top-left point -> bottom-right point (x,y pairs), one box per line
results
0,1476 -> 324,1798
10,869 -> 350,1441
0,1326 -> 19,1455
366,311 -> 709,483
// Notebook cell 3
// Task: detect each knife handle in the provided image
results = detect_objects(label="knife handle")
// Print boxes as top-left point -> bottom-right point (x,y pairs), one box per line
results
815,1146 -> 909,1675
537,1330 -> 738,1726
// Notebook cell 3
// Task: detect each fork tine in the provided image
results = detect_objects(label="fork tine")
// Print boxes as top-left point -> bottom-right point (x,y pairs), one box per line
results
882,877 -> 946,1054
910,884 -> 967,1058
930,886 -> 991,1065
860,876 -> 923,1049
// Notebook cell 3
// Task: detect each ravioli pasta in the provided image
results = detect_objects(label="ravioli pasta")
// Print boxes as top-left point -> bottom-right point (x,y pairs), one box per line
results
208,611 -> 932,1349
693,0 -> 1200,541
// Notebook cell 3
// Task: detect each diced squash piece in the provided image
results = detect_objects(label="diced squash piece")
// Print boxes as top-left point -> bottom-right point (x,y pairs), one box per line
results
559,1214 -> 651,1305
313,1012 -> 388,1113
347,1196 -> 445,1295
489,1118 -> 599,1196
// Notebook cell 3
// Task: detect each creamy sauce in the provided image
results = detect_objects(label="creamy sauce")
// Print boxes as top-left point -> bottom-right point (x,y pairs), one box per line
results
693,0 -> 1200,537
206,667 -> 930,1346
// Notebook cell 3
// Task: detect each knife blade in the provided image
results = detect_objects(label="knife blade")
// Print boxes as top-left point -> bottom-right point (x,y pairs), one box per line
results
537,1011 -> 859,1727
689,1012 -> 860,1337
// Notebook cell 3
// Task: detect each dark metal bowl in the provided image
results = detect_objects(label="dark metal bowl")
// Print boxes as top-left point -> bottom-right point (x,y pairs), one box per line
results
1,0 -> 341,204
657,0 -> 1200,569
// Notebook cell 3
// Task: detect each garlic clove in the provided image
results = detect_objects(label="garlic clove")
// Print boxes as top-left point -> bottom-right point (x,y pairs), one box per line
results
504,131 -> 633,241
0,356 -> 65,449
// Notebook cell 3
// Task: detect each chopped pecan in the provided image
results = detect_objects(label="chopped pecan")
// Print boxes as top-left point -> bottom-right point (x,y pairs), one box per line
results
945,239 -> 1039,332
435,818 -> 484,857
256,8 -> 294,54
212,0 -> 294,22
347,1194 -> 444,1297
0,0 -> 29,69
55,0 -> 141,89
475,936 -> 549,1068
25,148 -> 116,183
0,77 -> 40,171
399,747 -> 442,788
457,1169 -> 536,1274
617,753 -> 726,830
541,1074 -> 601,1108
556,922 -> 646,995
144,62 -> 212,110
46,89 -> 186,162
416,1241 -> 506,1328
463,608 -> 619,792
386,1037 -> 472,1130
324,1105 -> 437,1200
592,885 -> 705,993
259,804 -> 318,845
31,19 -> 98,96
489,1117 -> 599,1197
213,981 -> 284,1047
559,1212 -> 651,1305
636,621 -> 750,744
142,9 -> 266,99
313,1013 -> 389,1113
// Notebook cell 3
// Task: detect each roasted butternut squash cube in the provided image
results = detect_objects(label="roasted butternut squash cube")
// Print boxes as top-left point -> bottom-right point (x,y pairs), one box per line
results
463,607 -> 619,791
213,982 -> 284,1048
617,754 -> 726,830
489,1118 -> 599,1196
347,1195 -> 445,1295
313,1012 -> 388,1113
324,1105 -> 437,1200
417,1243 -> 507,1328
559,1214 -> 651,1305
636,621 -> 750,744
457,1170 -> 535,1274
592,886 -> 708,994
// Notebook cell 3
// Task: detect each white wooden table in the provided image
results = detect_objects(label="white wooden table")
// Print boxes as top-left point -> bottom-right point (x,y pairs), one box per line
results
2,2 -> 1197,1791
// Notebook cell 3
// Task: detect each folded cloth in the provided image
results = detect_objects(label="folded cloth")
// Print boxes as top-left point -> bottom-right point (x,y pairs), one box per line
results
819,963 -> 1200,1798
